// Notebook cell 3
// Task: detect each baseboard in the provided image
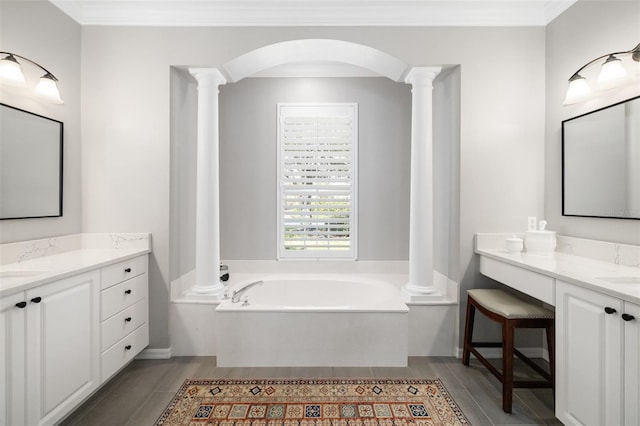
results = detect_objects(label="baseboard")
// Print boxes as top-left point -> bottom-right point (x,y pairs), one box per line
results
136,347 -> 172,359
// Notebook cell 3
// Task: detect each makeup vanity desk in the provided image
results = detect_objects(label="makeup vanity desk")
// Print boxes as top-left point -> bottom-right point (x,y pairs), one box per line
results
475,233 -> 640,426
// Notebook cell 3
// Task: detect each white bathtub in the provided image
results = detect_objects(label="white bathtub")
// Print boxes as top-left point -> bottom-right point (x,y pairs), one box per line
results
215,274 -> 409,367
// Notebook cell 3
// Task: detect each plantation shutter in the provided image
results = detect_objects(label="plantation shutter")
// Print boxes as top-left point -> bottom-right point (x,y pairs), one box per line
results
277,103 -> 358,259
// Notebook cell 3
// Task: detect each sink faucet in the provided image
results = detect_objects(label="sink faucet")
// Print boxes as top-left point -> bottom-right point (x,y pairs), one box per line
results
231,280 -> 263,303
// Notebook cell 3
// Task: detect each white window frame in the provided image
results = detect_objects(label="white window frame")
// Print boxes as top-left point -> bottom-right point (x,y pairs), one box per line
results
277,103 -> 358,260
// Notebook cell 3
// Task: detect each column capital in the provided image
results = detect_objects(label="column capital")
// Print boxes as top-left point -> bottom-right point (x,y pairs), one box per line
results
404,66 -> 442,86
189,67 -> 227,87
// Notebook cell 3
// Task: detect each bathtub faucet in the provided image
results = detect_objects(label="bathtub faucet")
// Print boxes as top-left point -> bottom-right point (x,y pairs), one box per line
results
231,280 -> 263,303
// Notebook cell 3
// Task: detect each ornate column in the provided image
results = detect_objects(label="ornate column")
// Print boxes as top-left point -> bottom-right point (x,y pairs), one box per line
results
402,66 -> 442,302
189,68 -> 226,298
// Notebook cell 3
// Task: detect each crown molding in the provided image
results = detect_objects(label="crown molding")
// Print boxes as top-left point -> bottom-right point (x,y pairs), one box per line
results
49,0 -> 577,27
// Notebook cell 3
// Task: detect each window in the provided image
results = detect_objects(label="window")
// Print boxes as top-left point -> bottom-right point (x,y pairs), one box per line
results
277,103 -> 358,259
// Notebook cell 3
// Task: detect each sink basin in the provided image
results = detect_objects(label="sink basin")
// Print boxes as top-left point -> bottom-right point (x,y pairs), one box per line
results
0,270 -> 47,278
597,276 -> 640,284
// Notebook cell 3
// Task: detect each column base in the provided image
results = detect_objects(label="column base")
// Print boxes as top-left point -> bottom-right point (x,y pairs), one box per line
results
401,283 -> 445,302
187,282 -> 225,301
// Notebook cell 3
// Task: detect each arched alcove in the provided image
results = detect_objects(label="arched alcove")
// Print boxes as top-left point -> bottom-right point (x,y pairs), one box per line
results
221,39 -> 409,82
185,39 -> 442,303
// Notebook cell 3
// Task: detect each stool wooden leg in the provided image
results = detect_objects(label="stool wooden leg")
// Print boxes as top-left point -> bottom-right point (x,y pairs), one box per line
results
462,298 -> 475,366
502,320 -> 514,414
546,322 -> 555,401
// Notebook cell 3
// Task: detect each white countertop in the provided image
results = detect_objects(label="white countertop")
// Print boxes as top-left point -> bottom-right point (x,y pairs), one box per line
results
476,246 -> 640,305
0,233 -> 151,297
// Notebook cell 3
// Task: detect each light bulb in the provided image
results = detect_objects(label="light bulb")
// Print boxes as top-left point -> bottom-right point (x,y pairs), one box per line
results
34,73 -> 63,104
0,54 -> 26,86
563,74 -> 591,105
597,55 -> 627,89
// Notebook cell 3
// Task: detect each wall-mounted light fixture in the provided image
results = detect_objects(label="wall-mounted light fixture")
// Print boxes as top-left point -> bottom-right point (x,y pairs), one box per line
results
0,51 -> 63,104
564,42 -> 640,105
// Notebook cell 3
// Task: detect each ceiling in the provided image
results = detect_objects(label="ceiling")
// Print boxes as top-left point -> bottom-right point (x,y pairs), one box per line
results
48,0 -> 577,27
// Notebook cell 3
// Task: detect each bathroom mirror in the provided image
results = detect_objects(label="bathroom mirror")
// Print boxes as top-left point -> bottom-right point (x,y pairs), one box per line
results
562,96 -> 640,220
0,103 -> 63,219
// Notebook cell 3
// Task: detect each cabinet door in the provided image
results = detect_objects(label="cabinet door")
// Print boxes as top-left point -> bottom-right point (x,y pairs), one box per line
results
624,301 -> 640,426
0,293 -> 27,426
556,280 -> 623,426
26,271 -> 100,426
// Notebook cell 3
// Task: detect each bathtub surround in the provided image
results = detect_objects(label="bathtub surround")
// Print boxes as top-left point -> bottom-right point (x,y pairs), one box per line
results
216,275 -> 410,367
170,261 -> 459,360
189,68 -> 226,299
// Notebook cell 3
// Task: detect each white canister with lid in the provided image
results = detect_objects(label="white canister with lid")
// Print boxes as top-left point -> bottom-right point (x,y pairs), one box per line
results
505,235 -> 524,253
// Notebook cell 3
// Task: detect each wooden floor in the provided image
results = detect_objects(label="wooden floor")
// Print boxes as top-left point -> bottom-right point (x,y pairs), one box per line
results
60,356 -> 560,426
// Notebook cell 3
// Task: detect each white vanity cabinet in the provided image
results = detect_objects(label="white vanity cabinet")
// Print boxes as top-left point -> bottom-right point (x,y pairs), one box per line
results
0,253 -> 149,426
556,280 -> 639,426
1,292 -> 28,426
1,271 -> 100,426
99,255 -> 149,382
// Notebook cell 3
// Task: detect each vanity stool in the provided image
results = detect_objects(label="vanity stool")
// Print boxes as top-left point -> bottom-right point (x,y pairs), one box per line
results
462,288 -> 555,413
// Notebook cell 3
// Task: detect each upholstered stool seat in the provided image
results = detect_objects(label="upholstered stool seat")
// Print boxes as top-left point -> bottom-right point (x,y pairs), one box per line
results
462,289 -> 555,414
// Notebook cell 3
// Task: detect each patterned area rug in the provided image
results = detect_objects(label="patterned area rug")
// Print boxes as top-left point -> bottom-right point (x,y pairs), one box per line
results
155,379 -> 470,426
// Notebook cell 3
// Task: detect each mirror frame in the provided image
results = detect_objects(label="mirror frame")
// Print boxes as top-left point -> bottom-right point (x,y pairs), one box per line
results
562,95 -> 640,221
0,103 -> 64,220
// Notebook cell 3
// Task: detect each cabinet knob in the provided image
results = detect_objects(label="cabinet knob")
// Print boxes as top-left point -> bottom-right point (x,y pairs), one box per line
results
124,289 -> 132,295
604,307 -> 617,314
125,345 -> 132,350
622,313 -> 636,322
15,301 -> 27,309
124,268 -> 132,273
31,297 -> 42,304
125,317 -> 132,322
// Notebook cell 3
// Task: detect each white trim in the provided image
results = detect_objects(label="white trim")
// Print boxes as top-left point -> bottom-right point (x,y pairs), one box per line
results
136,347 -> 172,359
49,0 -> 577,27
543,0 -> 578,24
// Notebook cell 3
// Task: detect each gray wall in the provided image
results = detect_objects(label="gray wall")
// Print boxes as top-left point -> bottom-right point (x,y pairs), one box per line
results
0,1 -> 81,243
169,68 -> 198,284
218,77 -> 412,261
545,0 -> 640,244
433,67 -> 461,282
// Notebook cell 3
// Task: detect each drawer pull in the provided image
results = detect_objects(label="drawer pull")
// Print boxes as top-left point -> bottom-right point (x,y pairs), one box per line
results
604,307 -> 617,314
15,301 -> 27,309
125,317 -> 132,322
125,345 -> 132,350
31,297 -> 42,304
622,313 -> 636,322
124,268 -> 132,273
124,289 -> 132,295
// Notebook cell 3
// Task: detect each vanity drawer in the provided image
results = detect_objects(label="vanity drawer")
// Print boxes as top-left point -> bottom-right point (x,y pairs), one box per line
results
101,274 -> 147,320
480,257 -> 555,306
101,323 -> 149,382
101,255 -> 148,290
101,299 -> 147,351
